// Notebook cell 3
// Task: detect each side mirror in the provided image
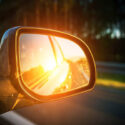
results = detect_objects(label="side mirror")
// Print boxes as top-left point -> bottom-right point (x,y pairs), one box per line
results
0,27 -> 96,113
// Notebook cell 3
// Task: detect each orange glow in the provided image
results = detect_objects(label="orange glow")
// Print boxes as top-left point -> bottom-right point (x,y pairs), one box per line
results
19,34 -> 90,96
33,61 -> 69,95
43,58 -> 56,71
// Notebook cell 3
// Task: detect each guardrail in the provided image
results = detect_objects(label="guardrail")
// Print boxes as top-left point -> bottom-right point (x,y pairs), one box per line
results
96,61 -> 125,74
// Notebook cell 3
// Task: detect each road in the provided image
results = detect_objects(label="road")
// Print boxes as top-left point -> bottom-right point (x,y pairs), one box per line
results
0,62 -> 125,125
1,84 -> 124,125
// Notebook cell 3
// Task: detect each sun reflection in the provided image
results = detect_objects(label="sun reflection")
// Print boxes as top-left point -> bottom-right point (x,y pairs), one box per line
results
33,61 -> 69,95
43,58 -> 56,72
19,33 -> 90,96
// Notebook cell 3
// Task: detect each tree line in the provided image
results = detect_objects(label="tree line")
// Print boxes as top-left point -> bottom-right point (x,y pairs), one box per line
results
0,0 -> 125,62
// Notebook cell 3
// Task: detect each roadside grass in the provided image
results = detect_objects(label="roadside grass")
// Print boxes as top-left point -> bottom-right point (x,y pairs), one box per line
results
97,72 -> 125,83
96,72 -> 125,89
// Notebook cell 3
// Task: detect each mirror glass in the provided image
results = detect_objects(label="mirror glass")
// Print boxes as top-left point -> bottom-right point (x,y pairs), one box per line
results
19,34 -> 90,96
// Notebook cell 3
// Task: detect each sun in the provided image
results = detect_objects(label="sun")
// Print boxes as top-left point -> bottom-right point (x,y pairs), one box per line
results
43,58 -> 57,72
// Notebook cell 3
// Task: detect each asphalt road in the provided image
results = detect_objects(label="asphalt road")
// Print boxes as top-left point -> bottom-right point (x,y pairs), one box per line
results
9,85 -> 125,125
1,62 -> 125,125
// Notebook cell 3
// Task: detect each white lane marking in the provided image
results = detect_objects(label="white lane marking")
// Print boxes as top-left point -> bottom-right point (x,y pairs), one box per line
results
1,111 -> 36,125
77,66 -> 89,82
81,70 -> 89,82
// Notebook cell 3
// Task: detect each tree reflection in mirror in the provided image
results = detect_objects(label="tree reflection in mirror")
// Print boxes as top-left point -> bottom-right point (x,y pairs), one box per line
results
19,34 -> 90,96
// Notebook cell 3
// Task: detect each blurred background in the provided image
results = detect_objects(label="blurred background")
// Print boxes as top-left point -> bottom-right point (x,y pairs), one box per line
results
0,0 -> 125,86
0,0 -> 125,63
0,0 -> 125,124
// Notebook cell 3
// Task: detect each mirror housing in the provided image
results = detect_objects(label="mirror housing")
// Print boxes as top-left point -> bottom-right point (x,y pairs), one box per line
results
0,26 -> 96,113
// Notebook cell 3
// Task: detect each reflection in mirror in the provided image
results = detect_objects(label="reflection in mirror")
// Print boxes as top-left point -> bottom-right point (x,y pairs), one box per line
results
19,34 -> 90,96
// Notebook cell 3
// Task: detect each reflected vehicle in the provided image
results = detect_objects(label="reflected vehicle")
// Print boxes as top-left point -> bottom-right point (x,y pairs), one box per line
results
19,34 -> 90,96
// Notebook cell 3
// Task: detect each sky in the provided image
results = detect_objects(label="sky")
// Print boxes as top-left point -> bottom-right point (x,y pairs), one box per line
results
19,34 -> 86,72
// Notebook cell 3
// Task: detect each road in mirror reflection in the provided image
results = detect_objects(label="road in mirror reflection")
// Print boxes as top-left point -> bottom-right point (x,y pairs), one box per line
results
19,34 -> 90,96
